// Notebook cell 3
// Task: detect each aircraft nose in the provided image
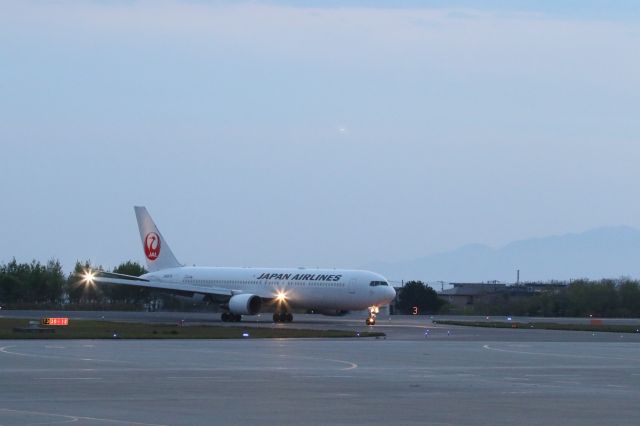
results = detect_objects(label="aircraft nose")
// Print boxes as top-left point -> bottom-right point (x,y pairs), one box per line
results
386,286 -> 396,301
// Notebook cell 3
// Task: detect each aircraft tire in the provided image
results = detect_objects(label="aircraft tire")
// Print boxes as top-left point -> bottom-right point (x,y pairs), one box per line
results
273,312 -> 291,323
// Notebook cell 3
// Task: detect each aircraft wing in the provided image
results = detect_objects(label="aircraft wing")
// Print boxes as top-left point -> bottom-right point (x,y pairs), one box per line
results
89,271 -> 234,297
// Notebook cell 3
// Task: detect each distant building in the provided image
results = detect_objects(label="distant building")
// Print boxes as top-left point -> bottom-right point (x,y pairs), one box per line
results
509,282 -> 568,295
438,282 -> 568,309
438,283 -> 507,308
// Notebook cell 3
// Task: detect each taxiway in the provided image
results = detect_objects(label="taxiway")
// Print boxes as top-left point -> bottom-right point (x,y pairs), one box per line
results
0,313 -> 638,425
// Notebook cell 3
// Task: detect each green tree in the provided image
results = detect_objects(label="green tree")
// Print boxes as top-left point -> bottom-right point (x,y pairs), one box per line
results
618,280 -> 640,316
0,258 -> 65,304
1,259 -> 30,302
0,270 -> 21,303
102,261 -> 150,304
66,260 -> 104,304
41,259 -> 66,303
566,279 -> 619,317
396,281 -> 445,314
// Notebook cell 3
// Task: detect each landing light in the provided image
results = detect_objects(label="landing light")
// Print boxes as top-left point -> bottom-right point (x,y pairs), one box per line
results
81,269 -> 96,285
275,291 -> 287,303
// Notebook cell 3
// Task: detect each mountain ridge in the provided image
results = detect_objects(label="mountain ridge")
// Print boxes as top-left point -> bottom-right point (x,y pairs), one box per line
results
364,226 -> 640,283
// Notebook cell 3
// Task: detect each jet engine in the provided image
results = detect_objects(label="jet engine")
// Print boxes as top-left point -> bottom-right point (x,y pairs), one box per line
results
228,294 -> 262,315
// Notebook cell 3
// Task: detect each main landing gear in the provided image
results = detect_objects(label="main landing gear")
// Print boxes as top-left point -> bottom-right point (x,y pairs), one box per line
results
221,312 -> 242,322
366,306 -> 379,326
273,312 -> 293,323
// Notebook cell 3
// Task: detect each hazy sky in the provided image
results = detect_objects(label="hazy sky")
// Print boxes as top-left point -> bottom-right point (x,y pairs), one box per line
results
2,1 -> 639,274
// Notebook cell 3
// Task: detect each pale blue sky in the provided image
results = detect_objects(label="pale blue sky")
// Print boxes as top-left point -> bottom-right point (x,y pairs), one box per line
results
1,1 -> 639,277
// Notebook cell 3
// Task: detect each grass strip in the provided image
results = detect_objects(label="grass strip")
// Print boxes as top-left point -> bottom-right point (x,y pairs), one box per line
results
0,318 -> 384,339
434,320 -> 640,334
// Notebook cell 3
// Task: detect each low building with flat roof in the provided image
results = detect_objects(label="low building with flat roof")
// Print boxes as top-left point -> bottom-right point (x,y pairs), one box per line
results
439,282 -> 507,308
438,281 -> 568,309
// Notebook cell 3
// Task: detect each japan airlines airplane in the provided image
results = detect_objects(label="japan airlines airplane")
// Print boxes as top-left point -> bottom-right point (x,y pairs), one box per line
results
86,207 -> 396,325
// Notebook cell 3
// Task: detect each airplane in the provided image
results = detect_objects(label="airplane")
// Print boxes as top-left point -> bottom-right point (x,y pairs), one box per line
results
85,206 -> 396,325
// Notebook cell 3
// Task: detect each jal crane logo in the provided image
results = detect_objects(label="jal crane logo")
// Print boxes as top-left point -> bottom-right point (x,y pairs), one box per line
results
144,232 -> 161,261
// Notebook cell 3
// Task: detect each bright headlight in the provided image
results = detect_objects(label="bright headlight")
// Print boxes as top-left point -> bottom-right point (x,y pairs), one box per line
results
275,290 -> 287,302
81,269 -> 95,285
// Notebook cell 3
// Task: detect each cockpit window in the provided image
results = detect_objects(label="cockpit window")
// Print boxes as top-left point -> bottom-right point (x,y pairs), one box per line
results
369,281 -> 388,287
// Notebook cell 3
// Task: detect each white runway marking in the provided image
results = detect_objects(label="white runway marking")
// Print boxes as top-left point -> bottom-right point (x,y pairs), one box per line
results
164,376 -> 270,383
482,344 -> 640,362
502,391 -> 535,395
9,415 -> 80,425
0,408 -> 167,426
165,376 -> 225,380
35,377 -> 102,381
173,347 -> 359,370
277,354 -> 359,370
293,375 -> 356,379
524,374 -> 578,377
0,345 -> 132,365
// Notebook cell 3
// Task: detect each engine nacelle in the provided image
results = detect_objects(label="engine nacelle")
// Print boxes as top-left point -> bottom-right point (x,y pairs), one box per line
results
228,294 -> 262,315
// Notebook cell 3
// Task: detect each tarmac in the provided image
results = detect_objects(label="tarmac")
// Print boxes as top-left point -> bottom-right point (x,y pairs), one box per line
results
1,312 -> 639,425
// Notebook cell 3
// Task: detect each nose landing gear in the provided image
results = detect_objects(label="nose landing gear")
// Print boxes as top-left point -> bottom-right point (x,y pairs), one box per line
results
366,306 -> 379,326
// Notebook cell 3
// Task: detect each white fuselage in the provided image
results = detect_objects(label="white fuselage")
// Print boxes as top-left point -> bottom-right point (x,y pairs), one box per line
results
142,266 -> 396,311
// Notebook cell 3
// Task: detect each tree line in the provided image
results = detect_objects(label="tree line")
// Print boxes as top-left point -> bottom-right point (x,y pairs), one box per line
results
393,279 -> 640,317
466,279 -> 640,317
0,258 -> 150,308
393,281 -> 445,314
2,259 -> 640,317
